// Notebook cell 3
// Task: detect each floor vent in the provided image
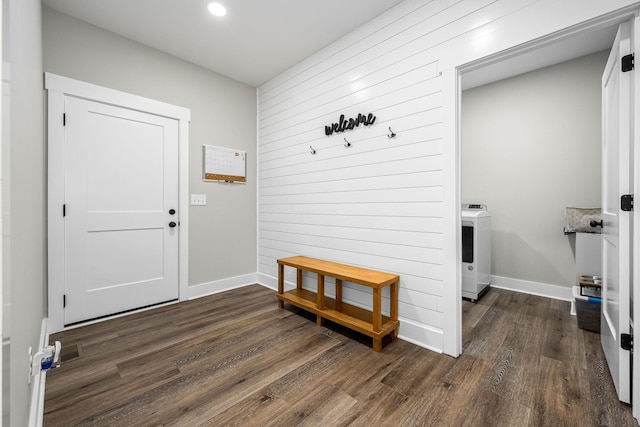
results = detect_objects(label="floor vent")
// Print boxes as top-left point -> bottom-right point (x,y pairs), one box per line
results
60,343 -> 81,362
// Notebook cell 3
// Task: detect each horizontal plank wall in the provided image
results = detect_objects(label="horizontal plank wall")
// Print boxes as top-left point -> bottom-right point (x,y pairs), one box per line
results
257,0 -> 639,355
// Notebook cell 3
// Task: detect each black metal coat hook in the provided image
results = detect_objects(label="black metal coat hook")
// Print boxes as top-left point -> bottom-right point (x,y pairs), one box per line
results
388,127 -> 397,138
310,145 -> 316,155
344,138 -> 351,147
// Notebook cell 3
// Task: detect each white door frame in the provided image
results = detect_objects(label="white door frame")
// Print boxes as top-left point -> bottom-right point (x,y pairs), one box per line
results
0,7 -> 3,425
453,6 -> 640,420
452,6 -> 638,354
632,12 -> 640,419
45,73 -> 191,333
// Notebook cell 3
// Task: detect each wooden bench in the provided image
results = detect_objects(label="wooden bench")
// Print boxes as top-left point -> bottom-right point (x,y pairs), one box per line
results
277,256 -> 399,351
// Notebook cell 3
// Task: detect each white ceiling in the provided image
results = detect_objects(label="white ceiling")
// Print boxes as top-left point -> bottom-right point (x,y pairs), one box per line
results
42,0 -> 621,90
42,0 -> 406,87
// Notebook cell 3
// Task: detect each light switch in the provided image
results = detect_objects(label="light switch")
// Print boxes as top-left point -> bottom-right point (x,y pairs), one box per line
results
191,194 -> 207,206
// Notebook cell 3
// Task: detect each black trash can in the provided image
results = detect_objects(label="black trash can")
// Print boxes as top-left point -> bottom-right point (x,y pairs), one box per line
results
576,297 -> 601,333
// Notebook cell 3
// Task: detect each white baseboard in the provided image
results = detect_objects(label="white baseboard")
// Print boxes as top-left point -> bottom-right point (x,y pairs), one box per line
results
490,275 -> 573,302
256,272 -> 287,292
28,318 -> 49,427
396,318 -> 443,354
188,273 -> 260,300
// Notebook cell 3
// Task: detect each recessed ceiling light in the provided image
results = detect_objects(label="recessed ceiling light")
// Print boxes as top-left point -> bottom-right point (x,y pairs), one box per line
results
208,2 -> 227,17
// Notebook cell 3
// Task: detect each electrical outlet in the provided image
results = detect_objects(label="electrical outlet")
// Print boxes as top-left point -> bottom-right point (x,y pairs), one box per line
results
191,194 -> 207,206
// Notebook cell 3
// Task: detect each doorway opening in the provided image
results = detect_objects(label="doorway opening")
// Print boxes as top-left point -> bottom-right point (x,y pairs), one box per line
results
456,9 -> 628,339
460,47 -> 610,320
455,7 -> 636,412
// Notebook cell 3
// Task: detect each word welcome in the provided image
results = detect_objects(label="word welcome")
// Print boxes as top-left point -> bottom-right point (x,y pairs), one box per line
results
325,113 -> 376,136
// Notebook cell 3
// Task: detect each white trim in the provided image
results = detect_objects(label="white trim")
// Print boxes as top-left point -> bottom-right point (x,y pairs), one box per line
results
44,73 -> 191,333
632,11 -> 640,424
187,273 -> 260,300
255,91 -> 261,277
46,87 -> 65,333
257,272 -> 286,293
28,318 -> 48,427
442,65 -> 461,357
178,103 -> 190,305
490,275 -> 574,301
44,73 -> 190,122
396,318 -> 444,354
0,8 -> 4,425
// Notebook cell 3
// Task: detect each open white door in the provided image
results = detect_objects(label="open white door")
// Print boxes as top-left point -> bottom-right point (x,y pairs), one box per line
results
633,14 -> 640,424
601,21 -> 633,405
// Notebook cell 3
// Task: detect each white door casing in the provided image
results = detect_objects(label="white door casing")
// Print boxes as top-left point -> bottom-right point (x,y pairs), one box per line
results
46,73 -> 190,333
632,12 -> 640,423
63,96 -> 179,324
601,21 -> 632,405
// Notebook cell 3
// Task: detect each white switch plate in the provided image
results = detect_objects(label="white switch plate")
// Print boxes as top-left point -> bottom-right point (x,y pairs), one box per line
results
191,194 -> 207,206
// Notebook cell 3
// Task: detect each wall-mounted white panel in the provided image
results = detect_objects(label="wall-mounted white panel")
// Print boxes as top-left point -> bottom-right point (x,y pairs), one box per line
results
260,202 -> 439,218
259,222 -> 443,249
259,209 -> 442,231
262,142 -> 444,171
259,119 -> 443,161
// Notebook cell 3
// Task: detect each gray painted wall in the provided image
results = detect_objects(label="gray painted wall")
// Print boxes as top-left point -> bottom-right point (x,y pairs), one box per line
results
6,0 -> 46,424
461,50 -> 607,287
42,7 -> 258,287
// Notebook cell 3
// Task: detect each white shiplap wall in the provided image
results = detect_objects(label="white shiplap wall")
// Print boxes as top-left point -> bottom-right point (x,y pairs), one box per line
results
257,0 -> 639,354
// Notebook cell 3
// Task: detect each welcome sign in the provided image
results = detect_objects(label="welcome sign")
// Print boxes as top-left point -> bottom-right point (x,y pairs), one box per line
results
325,113 -> 376,136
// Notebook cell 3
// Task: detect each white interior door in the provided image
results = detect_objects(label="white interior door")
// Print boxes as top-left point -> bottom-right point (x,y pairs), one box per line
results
601,21 -> 632,404
64,96 -> 180,325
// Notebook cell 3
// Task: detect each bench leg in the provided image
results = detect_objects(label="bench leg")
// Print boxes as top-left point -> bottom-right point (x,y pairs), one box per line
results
372,287 -> 381,333
390,280 -> 398,339
317,274 -> 325,326
277,263 -> 284,309
335,279 -> 342,308
296,268 -> 303,290
372,288 -> 383,351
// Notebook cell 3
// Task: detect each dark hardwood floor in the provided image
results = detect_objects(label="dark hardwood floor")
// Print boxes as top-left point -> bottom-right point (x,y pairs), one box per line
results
44,285 -> 636,426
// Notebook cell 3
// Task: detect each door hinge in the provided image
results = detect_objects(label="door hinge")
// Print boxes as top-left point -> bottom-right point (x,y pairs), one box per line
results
622,53 -> 635,72
621,194 -> 634,211
63,113 -> 66,126
621,333 -> 633,351
63,294 -> 66,308
63,204 -> 66,217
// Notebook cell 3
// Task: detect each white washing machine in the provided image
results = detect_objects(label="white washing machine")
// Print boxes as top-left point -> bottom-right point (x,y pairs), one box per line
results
461,204 -> 491,301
